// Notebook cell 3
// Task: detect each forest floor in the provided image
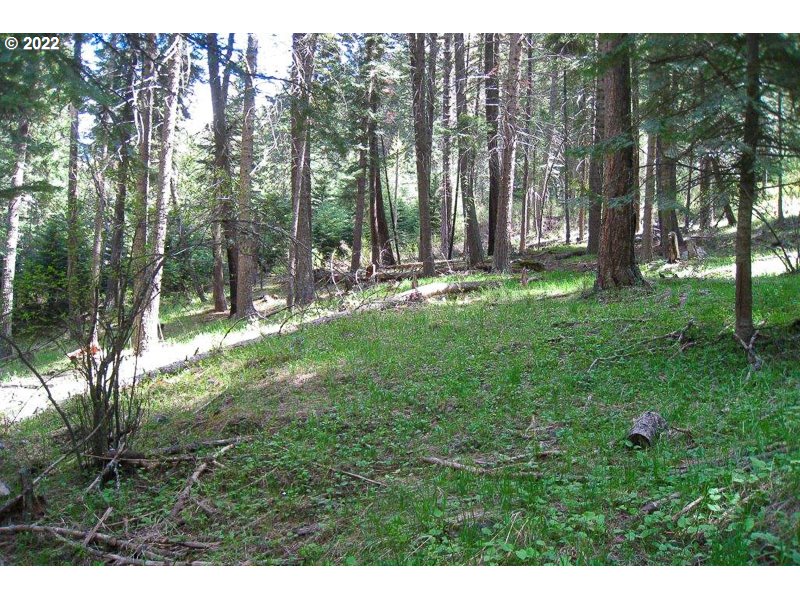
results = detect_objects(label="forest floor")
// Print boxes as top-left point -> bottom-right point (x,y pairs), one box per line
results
1,236 -> 799,565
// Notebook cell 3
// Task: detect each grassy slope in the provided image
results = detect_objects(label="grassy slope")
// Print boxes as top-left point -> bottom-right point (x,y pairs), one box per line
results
2,264 -> 799,565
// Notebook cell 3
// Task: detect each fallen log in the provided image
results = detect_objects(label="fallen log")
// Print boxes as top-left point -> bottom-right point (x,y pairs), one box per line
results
512,258 -> 547,272
627,411 -> 667,448
385,280 -> 499,306
554,249 -> 588,260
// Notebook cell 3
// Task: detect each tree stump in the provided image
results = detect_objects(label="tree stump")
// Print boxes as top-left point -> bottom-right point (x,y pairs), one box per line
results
627,411 -> 667,448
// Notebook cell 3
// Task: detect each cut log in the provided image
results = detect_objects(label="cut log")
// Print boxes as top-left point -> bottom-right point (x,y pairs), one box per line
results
627,411 -> 667,448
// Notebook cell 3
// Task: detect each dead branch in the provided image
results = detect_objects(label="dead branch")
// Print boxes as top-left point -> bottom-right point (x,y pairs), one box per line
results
733,329 -> 763,373
589,320 -> 696,371
83,506 -> 113,546
641,492 -> 681,515
421,456 -> 495,475
0,524 -> 176,562
153,435 -> 254,456
329,467 -> 386,487
84,442 -> 127,494
84,453 -> 198,467
170,443 -> 235,520
672,487 -> 727,522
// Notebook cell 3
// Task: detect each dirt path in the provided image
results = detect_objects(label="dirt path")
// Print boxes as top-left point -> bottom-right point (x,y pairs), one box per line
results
0,319 -> 290,422
0,275 -> 507,423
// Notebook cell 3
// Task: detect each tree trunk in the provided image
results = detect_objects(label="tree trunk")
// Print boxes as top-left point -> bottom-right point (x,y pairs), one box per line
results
534,64 -> 560,246
697,154 -> 712,229
684,147 -> 694,231
631,57 -> 641,234
364,36 -> 395,269
350,123 -> 367,273
711,158 -> 737,227
563,68 -> 571,244
595,34 -> 644,290
485,34 -> 501,256
576,83 -> 588,243
131,33 -> 155,352
88,143 -> 107,345
454,34 -> 483,266
641,133 -> 656,260
236,34 -> 258,318
207,33 -> 234,314
135,34 -> 182,355
0,117 -> 29,359
587,67 -> 604,254
735,33 -> 760,343
777,90 -> 784,225
656,135 -> 684,254
66,33 -> 83,335
288,33 -> 317,308
105,38 -> 135,308
492,34 -> 522,272
409,33 -> 436,277
440,33 -> 453,256
519,35 -> 534,254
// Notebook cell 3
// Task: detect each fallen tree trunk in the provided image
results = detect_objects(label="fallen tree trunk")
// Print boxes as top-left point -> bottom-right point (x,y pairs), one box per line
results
385,280 -> 499,306
627,411 -> 667,448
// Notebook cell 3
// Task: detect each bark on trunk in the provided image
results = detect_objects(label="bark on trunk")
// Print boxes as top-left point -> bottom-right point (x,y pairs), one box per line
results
563,68 -> 571,244
350,123 -> 367,273
236,34 -> 258,318
698,154 -> 712,229
587,68 -> 604,255
0,118 -> 29,359
408,33 -> 436,277
363,36 -> 395,269
485,34 -> 501,256
711,158 -> 736,227
454,34 -> 484,267
631,59 -> 641,234
627,411 -> 667,448
440,34 -> 453,256
641,133 -> 656,260
735,34 -> 760,343
207,33 -> 234,314
131,33 -> 155,352
519,35 -> 534,254
777,91 -> 784,225
135,34 -> 182,355
594,34 -> 644,290
66,33 -> 83,334
105,38 -> 135,308
684,148 -> 694,231
88,143 -> 107,345
656,135 -> 684,254
492,34 -> 522,273
288,33 -> 317,308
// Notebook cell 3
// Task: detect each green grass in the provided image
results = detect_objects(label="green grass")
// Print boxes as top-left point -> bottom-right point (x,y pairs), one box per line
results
1,258 -> 799,565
